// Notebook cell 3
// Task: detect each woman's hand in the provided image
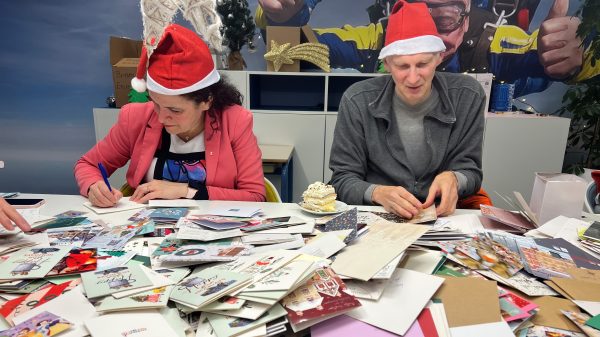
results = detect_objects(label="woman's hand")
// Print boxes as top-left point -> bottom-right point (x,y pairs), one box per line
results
130,180 -> 188,204
0,198 -> 31,231
88,181 -> 123,208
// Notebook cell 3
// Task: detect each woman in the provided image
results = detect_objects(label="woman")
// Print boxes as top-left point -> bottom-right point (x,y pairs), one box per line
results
75,24 -> 265,207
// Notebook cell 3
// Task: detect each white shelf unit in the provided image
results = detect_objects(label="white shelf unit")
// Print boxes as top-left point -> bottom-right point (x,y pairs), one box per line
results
221,70 -> 381,202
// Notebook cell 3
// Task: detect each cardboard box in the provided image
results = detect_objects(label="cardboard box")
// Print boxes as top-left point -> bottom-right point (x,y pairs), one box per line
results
529,173 -> 587,225
110,36 -> 143,107
265,25 -> 319,72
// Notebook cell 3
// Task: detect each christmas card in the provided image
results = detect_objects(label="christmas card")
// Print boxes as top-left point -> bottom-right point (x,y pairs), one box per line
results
80,263 -> 152,299
0,246 -> 71,279
170,267 -> 251,309
282,267 -> 361,329
206,303 -> 287,337
162,244 -> 251,263
95,267 -> 189,312
0,311 -> 72,337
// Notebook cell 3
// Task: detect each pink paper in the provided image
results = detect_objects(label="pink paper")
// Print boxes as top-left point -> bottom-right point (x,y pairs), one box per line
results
311,314 -> 424,337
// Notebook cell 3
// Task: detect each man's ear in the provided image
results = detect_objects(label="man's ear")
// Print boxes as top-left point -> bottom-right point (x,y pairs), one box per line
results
435,53 -> 443,67
382,57 -> 391,72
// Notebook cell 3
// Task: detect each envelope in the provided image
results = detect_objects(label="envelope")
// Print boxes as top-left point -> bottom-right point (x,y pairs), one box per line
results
550,277 -> 600,301
531,296 -> 582,332
433,276 -> 500,328
566,267 -> 600,283
330,220 -> 428,281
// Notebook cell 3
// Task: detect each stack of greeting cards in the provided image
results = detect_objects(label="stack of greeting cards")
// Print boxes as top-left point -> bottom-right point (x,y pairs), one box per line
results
170,267 -> 251,310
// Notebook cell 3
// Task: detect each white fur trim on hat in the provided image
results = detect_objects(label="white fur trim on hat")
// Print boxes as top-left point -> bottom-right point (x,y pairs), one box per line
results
378,35 -> 446,59
146,68 -> 221,95
131,77 -> 147,93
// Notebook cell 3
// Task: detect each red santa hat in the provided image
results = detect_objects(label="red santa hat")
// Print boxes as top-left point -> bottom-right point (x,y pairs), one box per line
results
131,24 -> 220,95
378,0 -> 446,59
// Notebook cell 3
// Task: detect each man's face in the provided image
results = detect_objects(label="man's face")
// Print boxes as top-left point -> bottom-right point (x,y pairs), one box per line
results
411,0 -> 470,60
384,53 -> 442,106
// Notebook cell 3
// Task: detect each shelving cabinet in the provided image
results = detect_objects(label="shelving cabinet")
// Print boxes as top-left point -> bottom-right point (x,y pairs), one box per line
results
222,70 -> 381,202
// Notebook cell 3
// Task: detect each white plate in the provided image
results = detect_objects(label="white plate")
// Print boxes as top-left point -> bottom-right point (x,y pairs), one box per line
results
298,200 -> 349,215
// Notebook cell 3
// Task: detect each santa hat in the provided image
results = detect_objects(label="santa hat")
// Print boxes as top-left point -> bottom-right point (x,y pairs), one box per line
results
378,0 -> 446,59
131,24 -> 220,95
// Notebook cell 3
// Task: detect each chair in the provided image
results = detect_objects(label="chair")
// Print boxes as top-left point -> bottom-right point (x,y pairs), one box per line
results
456,188 -> 493,209
120,183 -> 134,197
264,177 -> 282,203
584,181 -> 599,213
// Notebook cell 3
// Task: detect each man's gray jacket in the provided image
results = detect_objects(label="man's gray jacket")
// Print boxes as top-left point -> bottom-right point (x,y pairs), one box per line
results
329,72 -> 486,205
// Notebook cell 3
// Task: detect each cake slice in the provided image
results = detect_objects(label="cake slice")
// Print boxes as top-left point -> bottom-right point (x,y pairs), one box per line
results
302,182 -> 337,212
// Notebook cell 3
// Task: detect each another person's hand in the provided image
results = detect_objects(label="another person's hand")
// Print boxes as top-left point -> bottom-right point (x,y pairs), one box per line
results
372,185 -> 423,219
423,171 -> 459,217
537,0 -> 583,79
0,198 -> 31,231
88,181 -> 123,208
259,0 -> 305,23
130,180 -> 188,204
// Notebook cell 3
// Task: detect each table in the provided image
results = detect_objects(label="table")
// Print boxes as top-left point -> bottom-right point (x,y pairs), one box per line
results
20,193 -> 479,225
258,144 -> 294,203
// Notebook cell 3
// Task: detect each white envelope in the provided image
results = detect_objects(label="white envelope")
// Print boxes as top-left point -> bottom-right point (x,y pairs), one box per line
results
299,233 -> 346,258
83,197 -> 146,214
450,321 -> 515,337
347,268 -> 444,336
149,199 -> 199,207
573,300 -> 600,316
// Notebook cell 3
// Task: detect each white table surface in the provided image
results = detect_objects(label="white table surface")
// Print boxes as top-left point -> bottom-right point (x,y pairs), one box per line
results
18,193 -> 480,226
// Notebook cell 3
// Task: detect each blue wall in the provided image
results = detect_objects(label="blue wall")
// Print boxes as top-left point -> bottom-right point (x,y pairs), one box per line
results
0,1 -> 143,193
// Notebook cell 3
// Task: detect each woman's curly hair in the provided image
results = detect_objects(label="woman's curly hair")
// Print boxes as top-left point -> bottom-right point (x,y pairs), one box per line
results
181,75 -> 243,133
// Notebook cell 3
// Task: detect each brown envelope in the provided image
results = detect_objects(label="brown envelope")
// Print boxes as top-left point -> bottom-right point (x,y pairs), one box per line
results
531,296 -> 582,332
433,276 -> 501,328
543,280 -> 573,299
565,267 -> 600,283
550,277 -> 600,301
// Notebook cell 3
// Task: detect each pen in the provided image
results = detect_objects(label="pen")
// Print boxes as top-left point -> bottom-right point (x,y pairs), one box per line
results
97,162 -> 113,192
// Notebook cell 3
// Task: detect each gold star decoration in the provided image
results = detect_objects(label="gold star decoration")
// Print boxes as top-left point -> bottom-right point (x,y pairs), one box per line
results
264,40 -> 330,72
264,41 -> 294,71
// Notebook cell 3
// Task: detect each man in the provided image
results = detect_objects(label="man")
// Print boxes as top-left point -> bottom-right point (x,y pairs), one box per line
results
0,198 -> 31,231
256,0 -> 598,97
329,0 -> 486,218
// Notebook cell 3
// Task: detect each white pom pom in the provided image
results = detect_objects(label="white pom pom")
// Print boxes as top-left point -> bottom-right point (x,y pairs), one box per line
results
131,77 -> 147,93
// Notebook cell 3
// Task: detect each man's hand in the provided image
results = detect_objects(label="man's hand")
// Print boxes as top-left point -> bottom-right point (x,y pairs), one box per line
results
130,180 -> 188,204
0,198 -> 31,231
88,181 -> 123,208
538,0 -> 583,79
372,185 -> 423,219
259,0 -> 305,23
423,171 -> 459,217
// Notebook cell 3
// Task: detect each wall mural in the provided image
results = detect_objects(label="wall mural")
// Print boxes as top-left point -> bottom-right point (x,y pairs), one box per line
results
241,0 -> 593,107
